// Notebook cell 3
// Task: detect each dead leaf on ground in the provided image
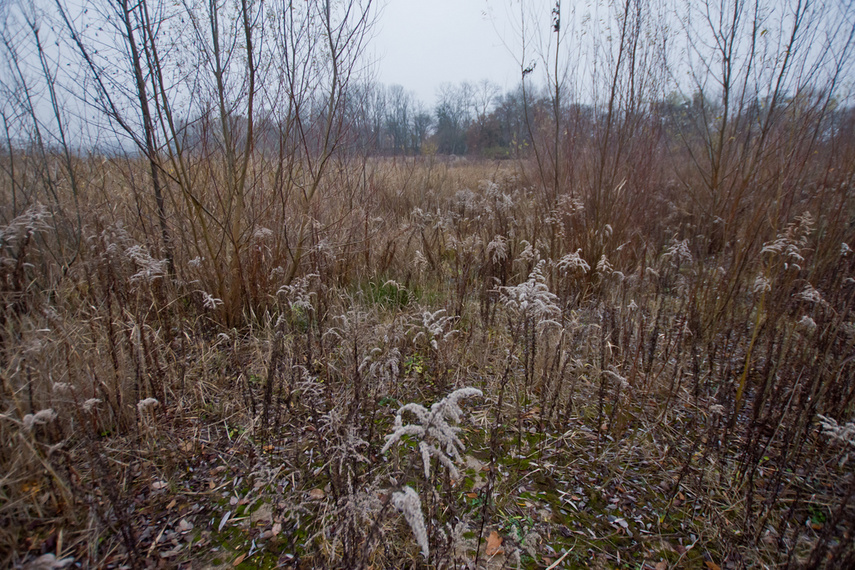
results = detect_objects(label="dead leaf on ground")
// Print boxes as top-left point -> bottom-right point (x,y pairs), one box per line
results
705,561 -> 721,570
232,553 -> 246,566
485,530 -> 503,556
218,511 -> 231,532
251,503 -> 273,525
177,519 -> 193,533
308,488 -> 325,500
655,562 -> 668,570
159,546 -> 182,558
25,554 -> 74,569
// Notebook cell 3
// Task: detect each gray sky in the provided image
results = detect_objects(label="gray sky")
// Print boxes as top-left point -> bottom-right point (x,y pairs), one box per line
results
370,0 -> 523,105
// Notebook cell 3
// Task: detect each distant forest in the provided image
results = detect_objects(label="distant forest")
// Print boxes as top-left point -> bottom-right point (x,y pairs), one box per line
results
175,80 -> 855,160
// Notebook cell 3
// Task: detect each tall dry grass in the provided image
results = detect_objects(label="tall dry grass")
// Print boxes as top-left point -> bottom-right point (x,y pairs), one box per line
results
1,100 -> 855,567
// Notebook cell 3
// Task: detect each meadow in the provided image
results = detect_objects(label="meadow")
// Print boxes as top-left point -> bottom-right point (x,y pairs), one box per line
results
1,140 -> 854,568
2,0 -> 855,566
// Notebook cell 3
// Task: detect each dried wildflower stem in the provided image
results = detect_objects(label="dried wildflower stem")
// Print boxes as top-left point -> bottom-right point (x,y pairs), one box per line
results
735,288 -> 765,409
17,431 -> 73,508
380,387 -> 483,558
0,369 -> 25,420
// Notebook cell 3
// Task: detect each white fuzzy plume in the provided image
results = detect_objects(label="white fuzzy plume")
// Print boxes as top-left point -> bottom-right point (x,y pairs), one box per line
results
391,486 -> 429,558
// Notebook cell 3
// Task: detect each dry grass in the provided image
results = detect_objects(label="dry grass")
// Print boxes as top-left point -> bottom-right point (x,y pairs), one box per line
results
1,147 -> 854,569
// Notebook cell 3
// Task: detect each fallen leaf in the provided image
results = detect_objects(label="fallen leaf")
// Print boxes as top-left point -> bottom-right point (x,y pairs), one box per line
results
166,498 -> 177,510
233,553 -> 246,566
218,511 -> 231,532
485,531 -> 503,556
159,546 -> 182,558
308,488 -> 325,500
466,492 -> 478,499
271,522 -> 282,537
151,481 -> 167,490
251,503 -> 273,525
655,562 -> 668,570
27,554 -> 74,568
705,561 -> 721,570
177,519 -> 193,533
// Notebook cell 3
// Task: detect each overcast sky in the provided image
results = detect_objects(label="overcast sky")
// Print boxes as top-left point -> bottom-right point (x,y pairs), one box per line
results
370,0 -> 524,106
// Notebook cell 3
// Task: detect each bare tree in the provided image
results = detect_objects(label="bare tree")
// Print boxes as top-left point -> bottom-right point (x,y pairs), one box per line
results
0,1 -> 85,269
672,0 -> 854,248
434,82 -> 473,155
53,0 -> 177,275
385,84 -> 413,154
51,0 -> 376,322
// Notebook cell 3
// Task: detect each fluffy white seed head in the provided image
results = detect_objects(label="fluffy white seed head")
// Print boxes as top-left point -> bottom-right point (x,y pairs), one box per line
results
754,275 -> 771,294
391,486 -> 429,558
23,409 -> 57,431
137,398 -> 160,413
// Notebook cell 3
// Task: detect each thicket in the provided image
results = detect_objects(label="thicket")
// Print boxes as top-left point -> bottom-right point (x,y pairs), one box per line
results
2,0 -> 855,568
